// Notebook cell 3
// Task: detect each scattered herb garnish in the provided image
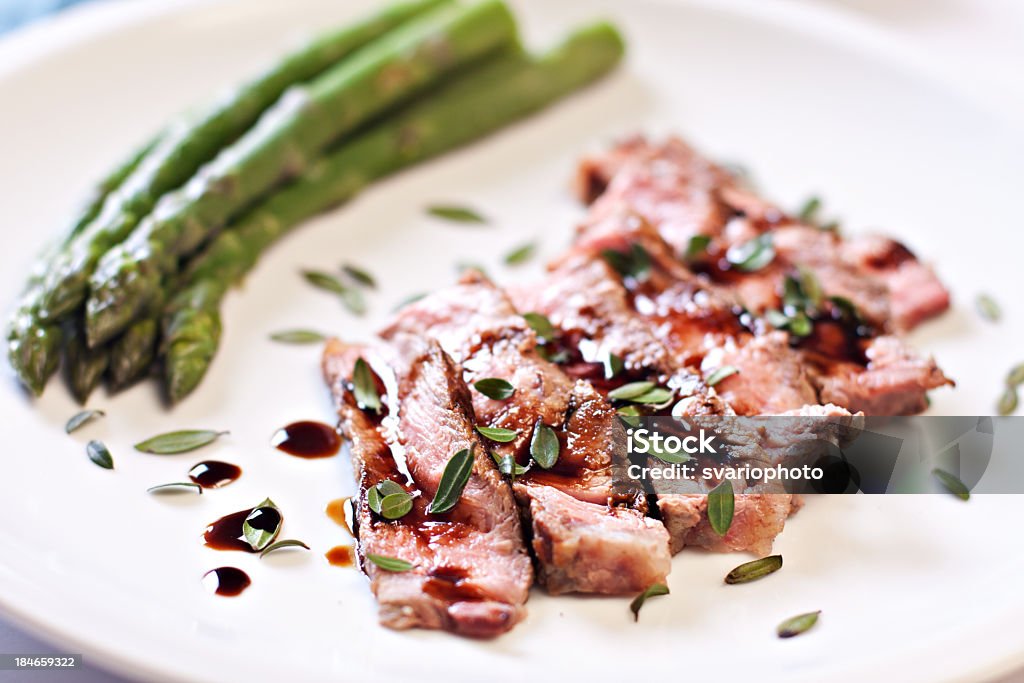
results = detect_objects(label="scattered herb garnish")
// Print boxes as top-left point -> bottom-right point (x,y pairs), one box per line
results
529,422 -> 560,469
476,426 -> 519,443
427,204 -> 487,224
725,555 -> 783,584
301,269 -> 365,315
630,583 -> 669,621
259,539 -> 310,558
428,446 -> 474,514
997,388 -> 1018,416
707,480 -> 735,536
504,242 -> 536,265
649,443 -> 690,465
342,263 -> 376,289
603,352 -> 624,379
86,440 -> 113,470
975,293 -> 1002,322
474,378 -> 515,400
522,312 -> 556,341
134,429 -> 228,455
367,480 -> 412,520
496,452 -> 528,479
242,498 -> 282,551
608,381 -> 655,402
684,234 -> 711,262
601,243 -> 652,282
705,366 -> 739,387
147,482 -> 202,494
767,267 -> 821,336
617,405 -> 642,427
726,233 -> 774,272
777,610 -> 821,638
1008,364 -> 1024,387
797,196 -> 822,223
366,554 -> 414,572
932,468 -> 970,501
352,358 -> 382,414
269,329 -> 327,344
630,386 -> 674,406
65,409 -> 105,434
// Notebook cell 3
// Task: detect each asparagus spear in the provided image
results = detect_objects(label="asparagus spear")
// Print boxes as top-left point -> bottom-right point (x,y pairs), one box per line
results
37,0 -> 449,323
163,22 -> 625,401
6,133 -> 160,395
86,0 -> 518,347
108,316 -> 160,391
63,319 -> 109,404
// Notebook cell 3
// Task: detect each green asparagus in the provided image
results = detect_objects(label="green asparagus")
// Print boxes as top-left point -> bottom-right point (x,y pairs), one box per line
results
86,0 -> 518,347
63,320 -> 109,404
37,0 -> 448,322
163,22 -> 625,401
6,133 -> 160,395
108,287 -> 167,390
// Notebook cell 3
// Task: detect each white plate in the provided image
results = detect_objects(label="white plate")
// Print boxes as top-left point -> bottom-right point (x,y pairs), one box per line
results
1,0 -> 1023,681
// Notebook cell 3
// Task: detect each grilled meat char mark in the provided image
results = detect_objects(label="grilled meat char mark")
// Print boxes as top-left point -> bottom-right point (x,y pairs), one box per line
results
573,140 -> 951,416
384,272 -> 671,595
323,336 -> 532,638
577,135 -> 950,334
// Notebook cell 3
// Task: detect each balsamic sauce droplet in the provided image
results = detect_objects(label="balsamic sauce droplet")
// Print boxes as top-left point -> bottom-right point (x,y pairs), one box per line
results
325,497 -> 355,537
202,567 -> 250,596
325,545 -> 355,567
203,508 -> 256,552
271,421 -> 341,458
188,460 -> 242,489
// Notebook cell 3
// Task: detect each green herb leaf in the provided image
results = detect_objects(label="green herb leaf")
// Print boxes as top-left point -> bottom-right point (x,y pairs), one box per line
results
489,450 -> 529,479
259,539 -> 310,558
65,409 -> 105,434
134,429 -> 228,454
932,468 -> 970,501
342,263 -> 376,289
428,446 -> 475,514
650,444 -> 690,465
608,381 -> 655,401
708,480 -> 735,536
530,422 -> 560,469
997,387 -> 1018,416
366,554 -> 414,572
352,358 -> 382,414
725,555 -> 783,584
504,242 -> 536,265
242,498 -> 282,551
975,293 -> 1000,322
474,378 -> 515,400
601,243 -> 652,282
146,482 -> 201,494
726,234 -> 775,272
603,352 -> 624,380
476,426 -> 518,443
1006,363 -> 1024,388
796,266 -> 823,310
684,234 -> 711,262
797,196 -> 822,223
523,312 -> 556,341
269,329 -> 327,344
829,296 -> 861,323
379,492 -> 414,519
630,583 -> 669,621
706,366 -> 739,387
777,610 -> 821,638
86,440 -> 113,470
631,387 -> 674,406
427,204 -> 487,224
340,287 -> 366,316
368,480 -> 407,516
617,405 -> 642,427
302,269 -> 347,294
786,311 -> 813,337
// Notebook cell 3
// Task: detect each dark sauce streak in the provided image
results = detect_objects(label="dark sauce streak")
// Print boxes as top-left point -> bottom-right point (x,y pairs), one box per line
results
325,545 -> 355,567
188,460 -> 242,489
204,508 -> 256,552
423,566 -> 488,602
202,567 -> 250,597
271,421 -> 341,458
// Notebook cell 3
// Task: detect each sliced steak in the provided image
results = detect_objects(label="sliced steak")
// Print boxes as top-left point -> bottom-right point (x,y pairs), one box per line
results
656,493 -> 797,556
384,273 -> 671,594
323,336 -> 532,638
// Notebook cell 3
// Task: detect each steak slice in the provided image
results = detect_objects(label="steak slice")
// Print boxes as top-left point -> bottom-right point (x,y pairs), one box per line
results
322,336 -> 532,638
384,273 -> 672,594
